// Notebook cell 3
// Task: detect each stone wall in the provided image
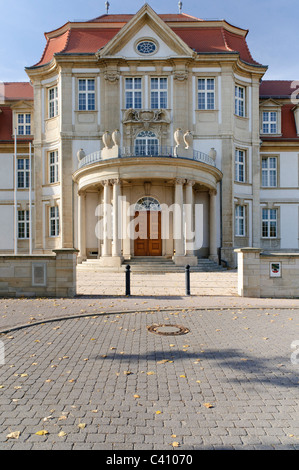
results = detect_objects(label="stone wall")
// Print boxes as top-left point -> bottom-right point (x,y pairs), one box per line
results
235,248 -> 299,298
0,249 -> 77,298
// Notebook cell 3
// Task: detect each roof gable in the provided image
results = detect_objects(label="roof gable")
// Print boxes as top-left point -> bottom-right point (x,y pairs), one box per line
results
98,4 -> 194,59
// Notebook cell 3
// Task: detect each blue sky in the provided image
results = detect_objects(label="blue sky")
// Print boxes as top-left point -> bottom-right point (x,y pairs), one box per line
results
1,0 -> 298,81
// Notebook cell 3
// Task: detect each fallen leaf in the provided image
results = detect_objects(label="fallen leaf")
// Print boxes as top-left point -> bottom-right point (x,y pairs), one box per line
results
133,394 -> 140,398
172,442 -> 180,447
155,411 -> 162,414
43,416 -> 53,422
35,430 -> 49,436
58,431 -> 67,437
203,403 -> 214,409
78,423 -> 86,430
6,431 -> 20,440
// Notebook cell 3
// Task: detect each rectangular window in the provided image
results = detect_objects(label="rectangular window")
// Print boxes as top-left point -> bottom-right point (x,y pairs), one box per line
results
125,78 -> 142,109
17,114 -> 31,135
49,150 -> 59,184
235,205 -> 245,236
78,79 -> 95,111
262,208 -> 277,238
48,86 -> 58,118
235,149 -> 245,182
17,158 -> 30,189
49,206 -> 60,237
262,111 -> 277,134
235,85 -> 245,117
262,157 -> 277,187
150,77 -> 167,109
18,210 -> 30,239
198,78 -> 215,110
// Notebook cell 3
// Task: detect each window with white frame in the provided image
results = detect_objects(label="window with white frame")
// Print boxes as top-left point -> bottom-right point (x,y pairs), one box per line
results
18,210 -> 30,239
262,156 -> 277,187
134,131 -> 159,156
198,78 -> 215,110
48,86 -> 58,118
78,79 -> 95,111
125,78 -> 142,109
17,158 -> 30,189
262,208 -> 277,238
235,205 -> 245,237
150,78 -> 167,109
49,206 -> 60,237
235,149 -> 246,182
49,150 -> 59,184
235,85 -> 245,117
262,111 -> 277,134
17,113 -> 31,135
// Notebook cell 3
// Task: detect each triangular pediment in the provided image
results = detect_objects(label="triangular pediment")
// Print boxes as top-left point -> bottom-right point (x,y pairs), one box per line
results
11,100 -> 34,110
259,98 -> 282,108
97,3 -> 195,59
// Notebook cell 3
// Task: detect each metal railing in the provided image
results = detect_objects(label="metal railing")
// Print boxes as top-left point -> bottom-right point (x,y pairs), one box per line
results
78,146 -> 216,169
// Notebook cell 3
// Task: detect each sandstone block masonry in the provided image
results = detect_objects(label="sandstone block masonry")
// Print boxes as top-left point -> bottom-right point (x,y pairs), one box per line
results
235,248 -> 299,298
0,249 -> 77,298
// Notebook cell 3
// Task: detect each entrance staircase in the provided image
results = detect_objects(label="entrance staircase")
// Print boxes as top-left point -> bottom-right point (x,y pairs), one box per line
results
77,256 -> 228,273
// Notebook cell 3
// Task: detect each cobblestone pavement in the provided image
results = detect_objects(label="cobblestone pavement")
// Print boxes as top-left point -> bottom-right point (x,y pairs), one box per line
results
1,301 -> 299,450
76,270 -> 239,297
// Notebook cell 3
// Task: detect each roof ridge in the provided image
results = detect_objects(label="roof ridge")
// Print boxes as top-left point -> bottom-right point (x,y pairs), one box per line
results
59,29 -> 72,55
221,27 -> 233,52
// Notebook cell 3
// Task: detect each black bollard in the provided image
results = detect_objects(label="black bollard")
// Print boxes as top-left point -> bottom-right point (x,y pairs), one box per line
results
185,264 -> 190,296
125,265 -> 131,296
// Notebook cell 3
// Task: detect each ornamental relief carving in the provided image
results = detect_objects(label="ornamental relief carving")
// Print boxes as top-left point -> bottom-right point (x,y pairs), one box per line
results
122,108 -> 170,128
104,71 -> 120,82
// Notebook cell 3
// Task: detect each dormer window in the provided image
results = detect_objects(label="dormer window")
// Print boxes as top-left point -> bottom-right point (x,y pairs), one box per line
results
260,99 -> 282,135
17,113 -> 31,135
262,111 -> 277,134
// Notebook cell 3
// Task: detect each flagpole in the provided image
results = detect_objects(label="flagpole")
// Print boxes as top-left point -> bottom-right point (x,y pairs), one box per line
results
14,129 -> 17,255
29,142 -> 32,255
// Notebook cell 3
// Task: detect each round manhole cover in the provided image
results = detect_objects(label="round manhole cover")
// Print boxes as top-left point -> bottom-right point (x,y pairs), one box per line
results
147,324 -> 190,336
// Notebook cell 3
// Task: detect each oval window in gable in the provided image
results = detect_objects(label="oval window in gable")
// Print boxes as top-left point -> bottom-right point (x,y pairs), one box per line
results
136,39 -> 158,56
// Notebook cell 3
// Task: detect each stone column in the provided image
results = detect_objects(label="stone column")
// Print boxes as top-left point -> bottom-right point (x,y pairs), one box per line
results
185,180 -> 195,256
99,179 -> 123,267
78,191 -> 86,262
102,180 -> 112,257
173,178 -> 185,258
209,189 -> 218,262
112,178 -> 122,258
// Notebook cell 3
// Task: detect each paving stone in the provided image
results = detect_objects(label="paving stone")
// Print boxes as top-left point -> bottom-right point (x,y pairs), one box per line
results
0,294 -> 299,450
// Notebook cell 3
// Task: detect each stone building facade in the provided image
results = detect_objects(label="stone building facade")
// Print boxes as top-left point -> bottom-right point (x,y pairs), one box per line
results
1,4 -> 299,268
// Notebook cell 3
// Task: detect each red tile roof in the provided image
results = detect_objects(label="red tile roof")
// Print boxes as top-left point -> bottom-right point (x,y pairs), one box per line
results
31,14 -> 261,67
0,107 -> 13,141
260,80 -> 297,97
260,81 -> 299,141
0,83 -> 33,142
2,82 -> 33,101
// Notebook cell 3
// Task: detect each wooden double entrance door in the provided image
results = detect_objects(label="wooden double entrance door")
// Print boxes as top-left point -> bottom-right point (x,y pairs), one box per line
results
134,210 -> 162,256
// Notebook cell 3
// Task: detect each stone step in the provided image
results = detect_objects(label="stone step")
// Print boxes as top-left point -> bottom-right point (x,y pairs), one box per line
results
78,257 -> 227,273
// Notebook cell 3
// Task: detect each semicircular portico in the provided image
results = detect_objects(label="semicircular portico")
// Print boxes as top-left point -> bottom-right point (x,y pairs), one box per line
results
73,155 -> 222,266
